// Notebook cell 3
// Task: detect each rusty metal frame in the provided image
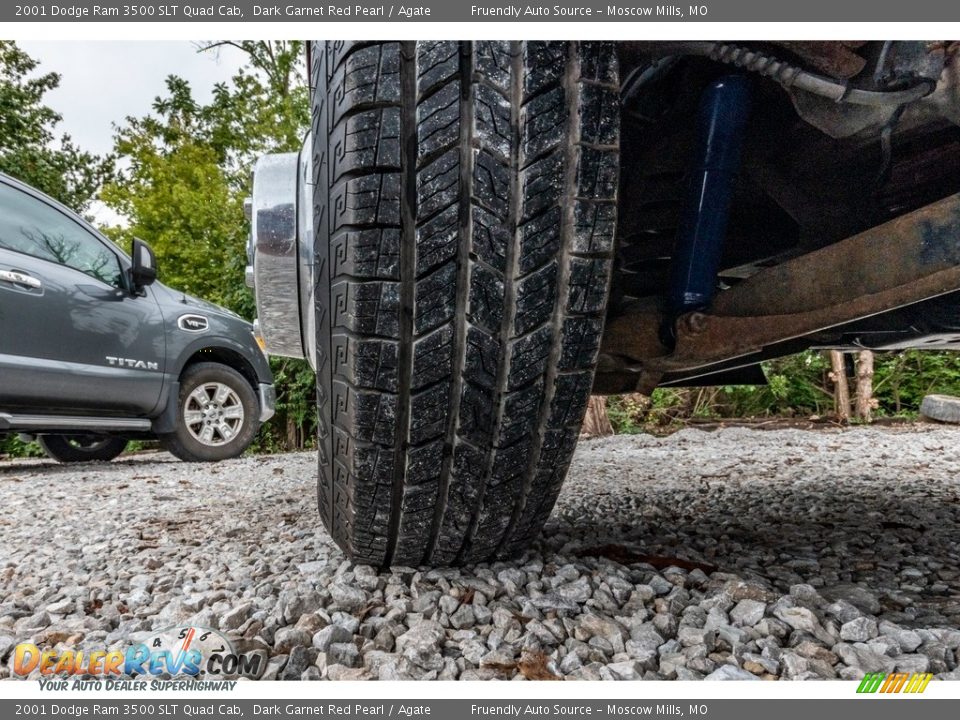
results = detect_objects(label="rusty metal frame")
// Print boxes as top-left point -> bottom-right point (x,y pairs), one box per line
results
601,192 -> 960,390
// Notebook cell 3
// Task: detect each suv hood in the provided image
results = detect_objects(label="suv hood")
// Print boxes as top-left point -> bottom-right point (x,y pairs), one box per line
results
153,283 -> 245,323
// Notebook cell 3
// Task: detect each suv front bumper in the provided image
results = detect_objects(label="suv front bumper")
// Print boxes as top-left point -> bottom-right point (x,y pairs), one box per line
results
258,383 -> 276,423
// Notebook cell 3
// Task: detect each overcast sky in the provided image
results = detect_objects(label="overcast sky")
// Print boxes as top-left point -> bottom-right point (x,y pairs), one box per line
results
20,41 -> 246,157
17,41 -> 246,223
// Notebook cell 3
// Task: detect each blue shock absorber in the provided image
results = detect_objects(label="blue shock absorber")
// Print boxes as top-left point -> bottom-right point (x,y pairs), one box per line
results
666,74 -> 752,330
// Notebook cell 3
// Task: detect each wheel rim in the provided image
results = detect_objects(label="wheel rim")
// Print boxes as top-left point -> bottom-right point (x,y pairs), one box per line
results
183,382 -> 245,447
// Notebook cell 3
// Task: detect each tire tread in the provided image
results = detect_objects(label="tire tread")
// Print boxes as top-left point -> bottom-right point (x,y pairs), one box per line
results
311,40 -> 618,565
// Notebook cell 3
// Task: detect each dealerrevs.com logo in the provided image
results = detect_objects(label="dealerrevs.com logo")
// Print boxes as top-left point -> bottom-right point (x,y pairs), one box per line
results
12,625 -> 264,688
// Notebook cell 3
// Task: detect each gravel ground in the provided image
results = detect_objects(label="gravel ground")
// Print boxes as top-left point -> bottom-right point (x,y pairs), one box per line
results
1,425 -> 959,681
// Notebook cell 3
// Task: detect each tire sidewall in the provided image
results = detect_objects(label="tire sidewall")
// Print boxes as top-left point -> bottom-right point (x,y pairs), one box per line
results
165,363 -> 259,462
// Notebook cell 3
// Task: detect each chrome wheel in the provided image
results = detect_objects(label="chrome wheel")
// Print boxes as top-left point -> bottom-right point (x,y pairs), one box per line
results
183,382 -> 245,447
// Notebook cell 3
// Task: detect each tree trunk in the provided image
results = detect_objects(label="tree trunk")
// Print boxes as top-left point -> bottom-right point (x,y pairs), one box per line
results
855,350 -> 875,423
286,416 -> 300,450
826,350 -> 851,422
581,396 -> 614,437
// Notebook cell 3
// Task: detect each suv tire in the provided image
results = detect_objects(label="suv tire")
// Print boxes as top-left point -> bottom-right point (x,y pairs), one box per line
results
160,362 -> 260,462
39,435 -> 128,463
311,41 -> 619,565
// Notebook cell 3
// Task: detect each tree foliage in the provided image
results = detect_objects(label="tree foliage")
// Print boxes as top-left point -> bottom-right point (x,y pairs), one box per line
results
0,40 -> 112,211
101,41 -> 308,314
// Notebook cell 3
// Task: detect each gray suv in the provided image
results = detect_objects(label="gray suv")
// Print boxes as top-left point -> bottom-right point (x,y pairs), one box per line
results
0,173 -> 275,463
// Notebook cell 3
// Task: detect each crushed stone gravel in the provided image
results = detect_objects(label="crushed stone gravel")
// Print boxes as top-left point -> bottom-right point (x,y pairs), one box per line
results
1,425 -> 958,681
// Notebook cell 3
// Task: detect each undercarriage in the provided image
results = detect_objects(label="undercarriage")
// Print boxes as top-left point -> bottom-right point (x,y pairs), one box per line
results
599,41 -> 960,394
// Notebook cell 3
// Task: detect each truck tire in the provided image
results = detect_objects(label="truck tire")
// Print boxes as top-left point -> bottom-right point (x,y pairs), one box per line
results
159,362 -> 260,462
38,435 -> 127,463
311,41 -> 619,565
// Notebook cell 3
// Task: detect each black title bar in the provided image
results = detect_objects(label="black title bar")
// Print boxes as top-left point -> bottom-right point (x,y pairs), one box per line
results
6,0 -> 960,22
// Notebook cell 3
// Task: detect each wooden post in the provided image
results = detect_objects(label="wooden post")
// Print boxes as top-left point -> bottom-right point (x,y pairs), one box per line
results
826,350 -> 851,422
581,396 -> 614,437
855,350 -> 875,423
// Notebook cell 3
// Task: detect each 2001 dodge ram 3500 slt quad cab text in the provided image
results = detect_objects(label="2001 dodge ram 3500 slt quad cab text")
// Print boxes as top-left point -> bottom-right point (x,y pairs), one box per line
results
248,41 -> 960,566
0,173 -> 275,463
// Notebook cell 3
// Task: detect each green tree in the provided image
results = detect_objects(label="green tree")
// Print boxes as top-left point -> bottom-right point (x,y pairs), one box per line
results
102,42 -> 308,310
102,131 -> 247,310
101,42 -> 315,451
0,41 -> 112,211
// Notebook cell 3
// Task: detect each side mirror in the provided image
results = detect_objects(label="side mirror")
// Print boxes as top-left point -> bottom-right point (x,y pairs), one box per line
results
130,238 -> 157,292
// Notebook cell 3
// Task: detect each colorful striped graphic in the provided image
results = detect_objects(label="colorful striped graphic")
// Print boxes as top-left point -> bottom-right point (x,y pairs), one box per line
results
856,672 -> 933,694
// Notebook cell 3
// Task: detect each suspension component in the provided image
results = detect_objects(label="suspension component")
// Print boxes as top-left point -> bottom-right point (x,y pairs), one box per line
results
603,191 -> 960,383
666,74 -> 752,334
624,42 -> 938,107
